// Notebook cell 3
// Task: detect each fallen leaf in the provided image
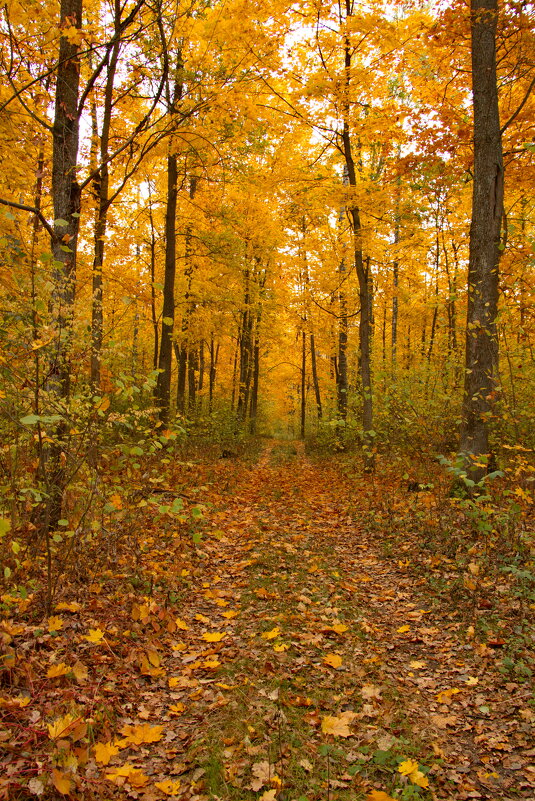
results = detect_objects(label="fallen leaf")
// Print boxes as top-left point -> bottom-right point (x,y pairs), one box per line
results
155,779 -> 182,795
261,627 -> 280,640
366,792 -> 397,801
323,653 -> 343,668
51,769 -> 71,795
47,616 -> 64,632
83,628 -> 105,643
94,740 -> 120,765
47,663 -> 70,678
119,723 -> 164,745
202,631 -> 226,642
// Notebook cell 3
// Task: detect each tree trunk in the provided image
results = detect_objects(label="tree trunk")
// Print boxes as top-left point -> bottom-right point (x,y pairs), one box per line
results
460,0 -> 503,482
310,332 -> 322,420
46,0 -> 83,532
341,0 -> 374,469
155,151 -> 178,422
90,10 -> 120,390
300,329 -> 306,439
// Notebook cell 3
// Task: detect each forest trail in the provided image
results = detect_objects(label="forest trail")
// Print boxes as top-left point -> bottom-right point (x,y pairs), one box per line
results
2,444 -> 533,801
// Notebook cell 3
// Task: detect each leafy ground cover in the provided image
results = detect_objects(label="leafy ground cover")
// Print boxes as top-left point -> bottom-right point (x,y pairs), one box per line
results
1,442 -> 533,801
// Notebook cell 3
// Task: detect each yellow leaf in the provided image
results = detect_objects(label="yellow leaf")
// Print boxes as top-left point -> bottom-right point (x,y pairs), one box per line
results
47,616 -> 64,632
175,618 -> 189,630
168,677 -> 181,688
147,649 -> 161,667
398,759 -> 419,776
409,660 -> 425,669
321,711 -> 356,738
94,740 -> 120,765
47,713 -> 77,740
106,763 -> 149,787
119,723 -> 164,745
155,779 -> 182,795
214,598 -> 229,607
97,396 -> 110,412
261,627 -> 280,640
51,769 -> 71,795
202,632 -> 226,642
366,792 -> 397,801
409,769 -> 429,788
259,791 -> 277,801
222,610 -> 238,619
168,703 -> 185,715
323,653 -> 343,668
110,493 -> 123,510
331,623 -> 348,634
55,601 -> 81,613
397,625 -> 410,633
47,663 -> 70,678
436,688 -> 460,704
62,25 -> 83,45
195,613 -> 210,623
465,676 -> 479,686
203,658 -> 220,668
83,628 -> 105,643
273,643 -> 288,652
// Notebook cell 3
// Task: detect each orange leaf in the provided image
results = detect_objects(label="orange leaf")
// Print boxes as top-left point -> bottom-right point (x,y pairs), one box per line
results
51,769 -> 71,795
202,632 -> 226,642
323,653 -> 343,668
94,741 -> 120,765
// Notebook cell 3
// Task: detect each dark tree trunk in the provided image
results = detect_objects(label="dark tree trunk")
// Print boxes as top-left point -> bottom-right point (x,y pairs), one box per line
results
155,151 -> 178,422
310,332 -> 322,420
46,0 -> 83,533
460,0 -> 504,482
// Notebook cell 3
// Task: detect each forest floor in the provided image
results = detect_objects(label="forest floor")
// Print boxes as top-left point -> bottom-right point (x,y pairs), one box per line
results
1,440 -> 534,801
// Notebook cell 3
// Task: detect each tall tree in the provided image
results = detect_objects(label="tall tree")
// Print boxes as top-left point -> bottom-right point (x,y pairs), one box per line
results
459,0 -> 504,481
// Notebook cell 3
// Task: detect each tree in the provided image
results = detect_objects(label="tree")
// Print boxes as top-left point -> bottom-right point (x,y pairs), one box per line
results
459,0 -> 504,482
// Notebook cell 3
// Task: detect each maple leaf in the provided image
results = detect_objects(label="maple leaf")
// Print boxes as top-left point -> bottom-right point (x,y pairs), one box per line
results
47,616 -> 64,632
83,628 -> 105,643
62,25 -> 83,45
120,723 -> 164,745
321,711 -> 356,737
361,684 -> 382,701
409,660 -> 425,669
175,618 -> 189,630
436,688 -> 460,704
202,631 -> 226,642
261,627 -> 280,640
366,792 -> 397,801
410,769 -> 429,788
55,601 -> 81,612
331,623 -> 348,634
222,610 -> 239,619
155,779 -> 182,795
94,741 -> 120,765
397,624 -> 410,633
106,763 -> 149,787
169,702 -> 185,715
47,713 -> 77,740
398,759 -> 419,776
47,662 -> 70,678
260,791 -> 277,801
323,653 -> 343,668
51,769 -> 71,795
273,643 -> 288,652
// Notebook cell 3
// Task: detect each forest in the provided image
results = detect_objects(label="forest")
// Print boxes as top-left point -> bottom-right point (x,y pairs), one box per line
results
0,0 -> 534,799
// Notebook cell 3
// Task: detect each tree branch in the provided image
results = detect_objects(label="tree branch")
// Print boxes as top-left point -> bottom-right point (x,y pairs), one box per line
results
0,197 -> 57,241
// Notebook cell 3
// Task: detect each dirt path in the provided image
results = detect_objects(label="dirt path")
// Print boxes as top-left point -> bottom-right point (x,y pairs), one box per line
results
125,443 -> 532,801
5,443 -> 532,801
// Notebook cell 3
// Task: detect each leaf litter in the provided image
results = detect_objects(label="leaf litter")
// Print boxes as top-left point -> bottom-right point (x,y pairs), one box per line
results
0,443 -> 533,800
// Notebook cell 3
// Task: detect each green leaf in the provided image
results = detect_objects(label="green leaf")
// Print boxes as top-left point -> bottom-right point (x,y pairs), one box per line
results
130,446 -> 144,456
0,518 -> 11,537
54,218 -> 69,227
20,414 -> 40,425
58,519 -> 69,527
11,540 -> 20,554
162,316 -> 174,326
52,533 -> 63,543
4,566 -> 12,579
192,532 -> 202,544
